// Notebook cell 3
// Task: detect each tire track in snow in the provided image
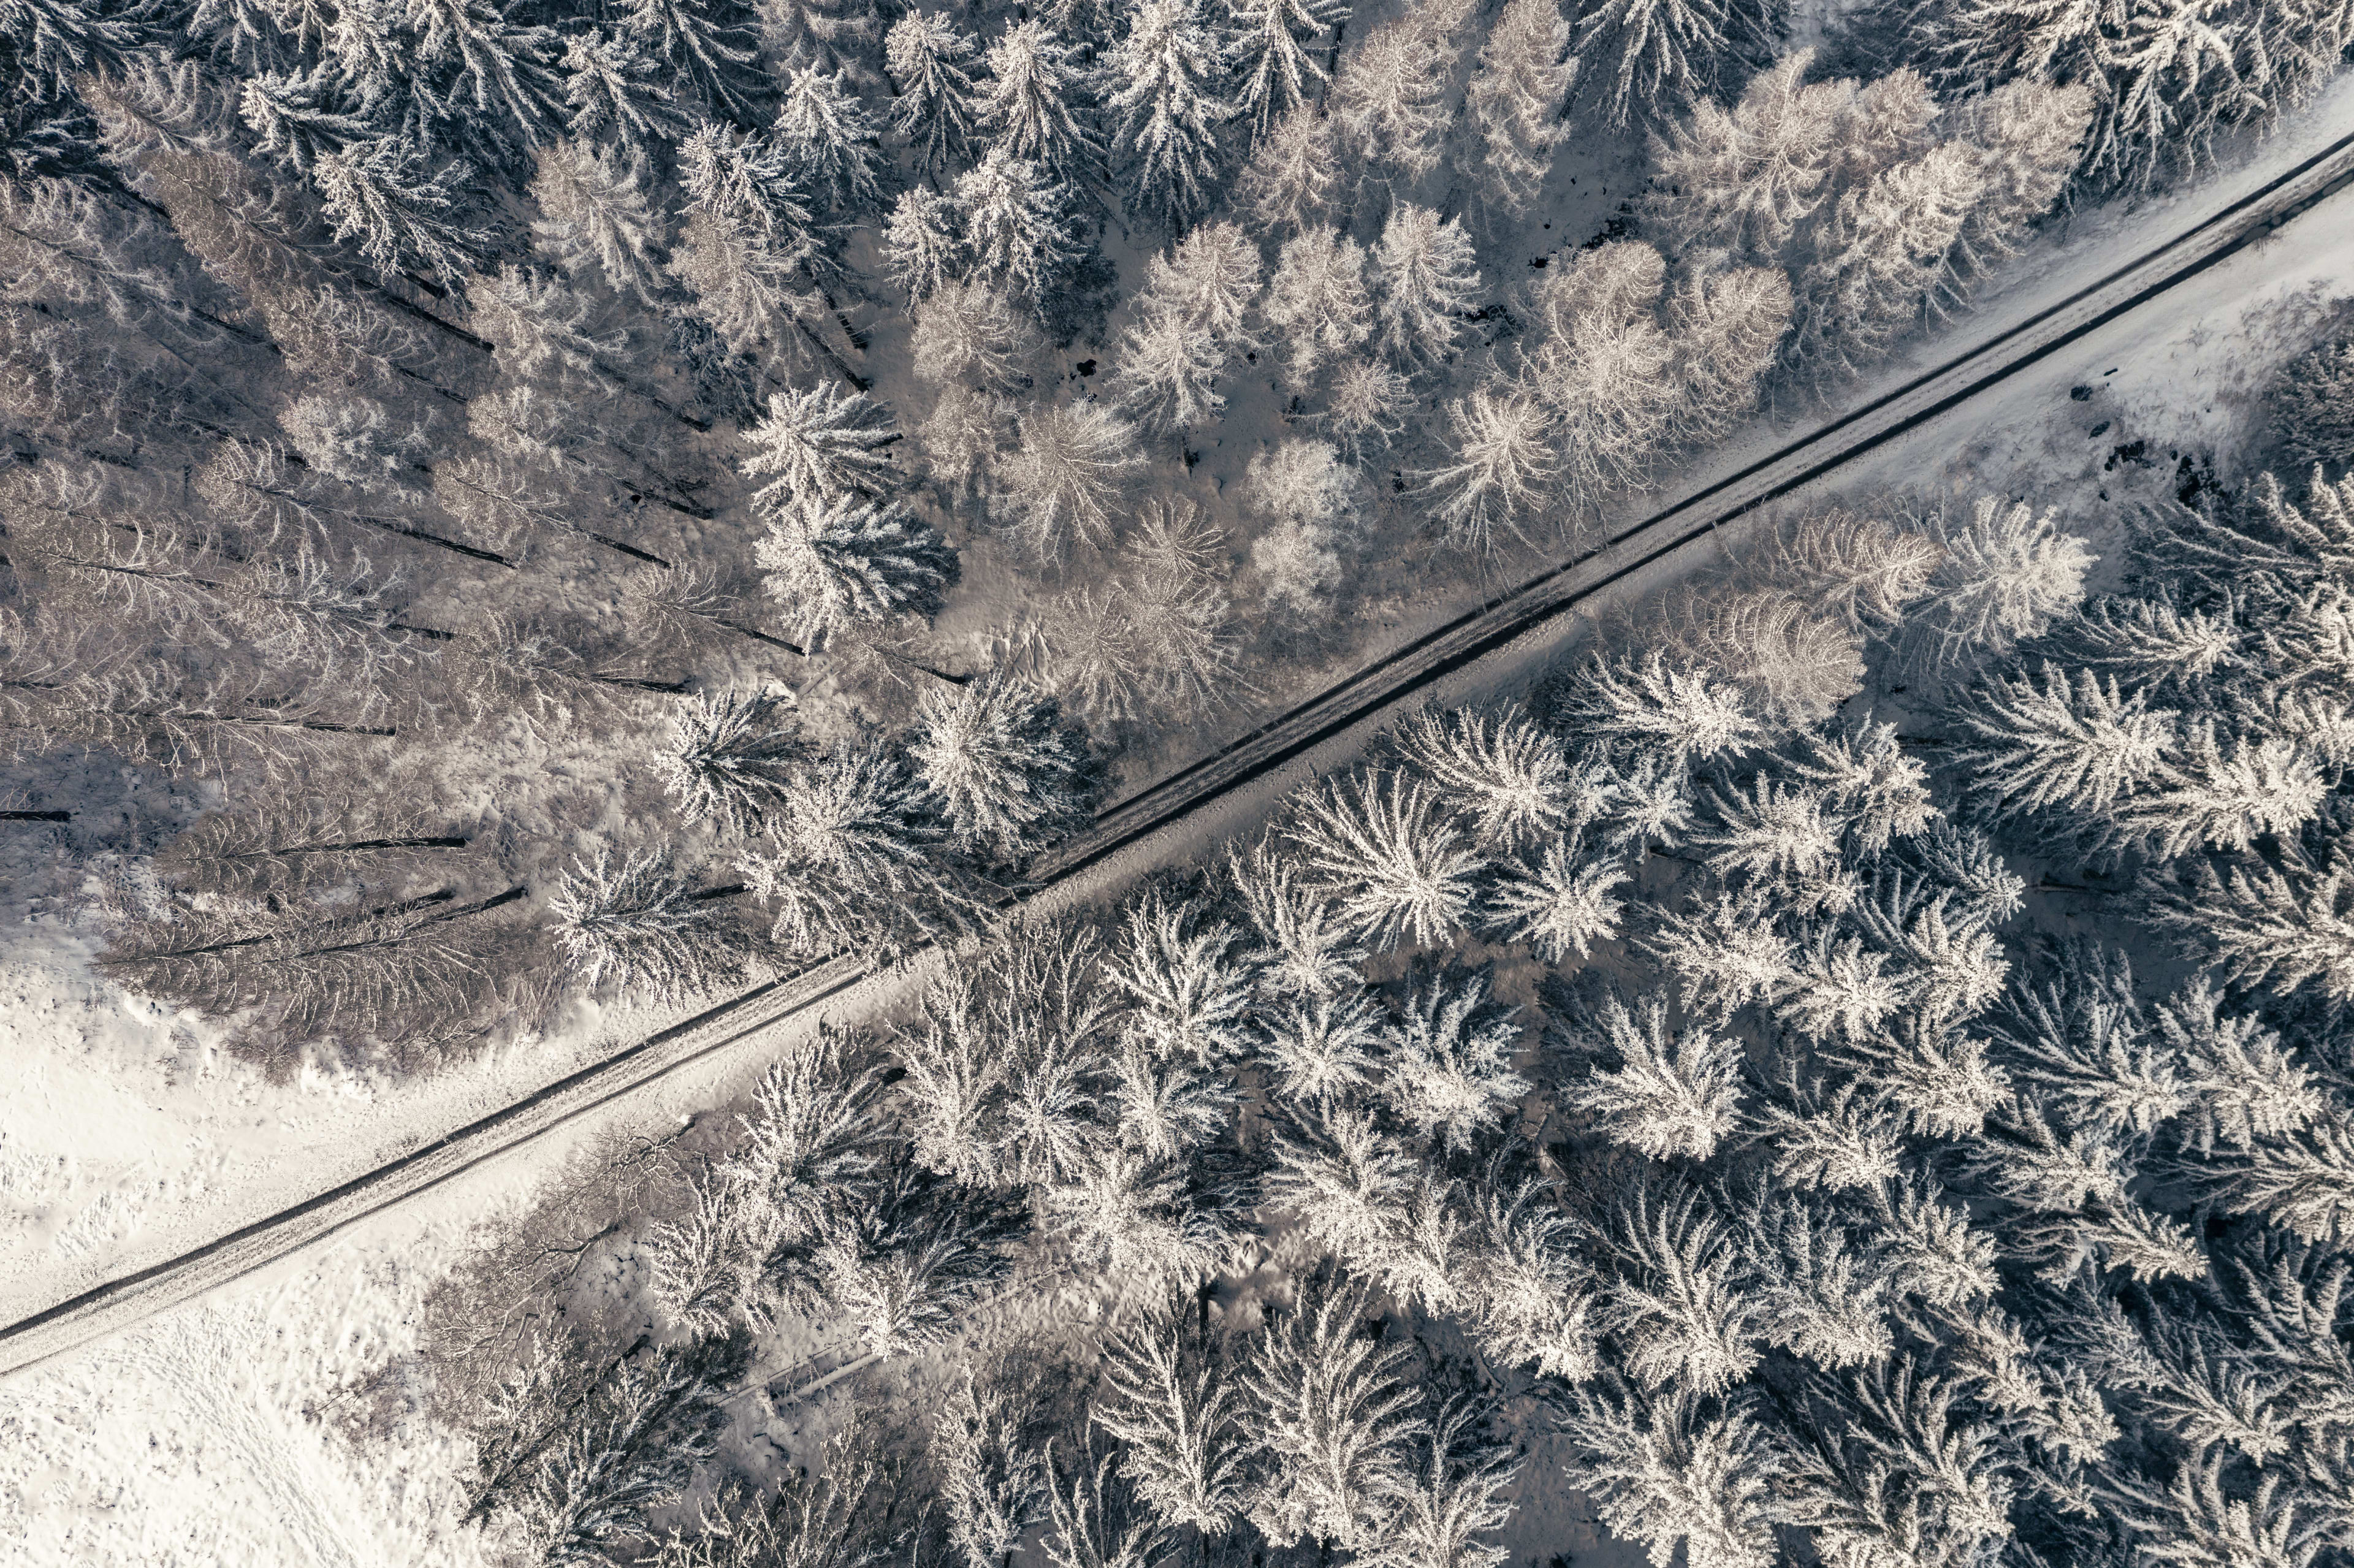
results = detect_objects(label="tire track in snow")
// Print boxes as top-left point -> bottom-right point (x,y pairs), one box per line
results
6,115 -> 2354,1382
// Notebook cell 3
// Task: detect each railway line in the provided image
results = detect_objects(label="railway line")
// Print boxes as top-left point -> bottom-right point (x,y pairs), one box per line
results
6,118 -> 2353,1381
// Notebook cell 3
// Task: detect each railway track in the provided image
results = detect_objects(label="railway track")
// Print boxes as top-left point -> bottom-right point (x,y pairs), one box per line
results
6,117 -> 2352,1382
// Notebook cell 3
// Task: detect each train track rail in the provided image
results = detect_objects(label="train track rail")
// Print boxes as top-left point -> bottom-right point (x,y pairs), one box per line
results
6,116 -> 2352,1382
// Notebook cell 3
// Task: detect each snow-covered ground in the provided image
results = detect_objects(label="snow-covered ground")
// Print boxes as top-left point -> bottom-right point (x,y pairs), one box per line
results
6,76 -> 2354,1568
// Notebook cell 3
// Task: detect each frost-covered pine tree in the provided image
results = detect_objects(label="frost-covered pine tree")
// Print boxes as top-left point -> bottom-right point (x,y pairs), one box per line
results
1263,225 -> 1373,388
1104,0 -> 1235,229
1786,143 -> 1984,386
882,188 -> 961,303
908,668 -> 1096,861
886,11 -> 981,179
619,0 -> 763,120
912,278 -> 1044,391
774,61 -> 886,215
1287,772 -> 1485,950
1388,1399 -> 1522,1568
1423,384 -> 1559,553
1468,0 -> 1572,215
1905,496 -> 2095,671
954,147 -> 1081,305
935,1372 -> 1051,1568
1601,1186 -> 1766,1396
1113,303 -> 1225,434
981,20 -> 1102,189
741,383 -> 904,511
658,688 -> 803,834
997,400 -> 1147,560
1565,1379 -> 1781,1568
1242,1275 -> 1427,1553
1230,0 -> 1348,139
1233,105 -> 1338,231
312,135 -> 485,285
549,848 -> 752,1001
754,491 -> 958,646
1554,647 -> 1764,766
1372,204 -> 1482,368
1092,1293 -> 1249,1534
1564,991 -> 1744,1159
1383,967 -> 1531,1151
530,139 -> 665,303
1569,0 -> 1747,131
1331,18 -> 1452,181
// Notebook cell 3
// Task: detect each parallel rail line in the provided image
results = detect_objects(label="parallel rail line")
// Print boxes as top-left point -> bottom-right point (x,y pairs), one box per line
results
6,120 -> 2351,1380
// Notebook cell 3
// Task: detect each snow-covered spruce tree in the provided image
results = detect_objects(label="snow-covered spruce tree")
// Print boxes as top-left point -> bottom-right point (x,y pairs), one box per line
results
1422,382 -> 1559,554
653,1436 -> 892,1568
1038,1444 -> 1170,1568
1469,0 -> 1574,215
619,0 -> 764,121
954,146 -> 1083,307
1666,264 -> 1792,444
1091,1292 -> 1249,1534
753,490 -> 958,648
883,187 -> 962,304
1114,222 -> 1262,431
529,139 -> 666,303
887,10 -> 981,180
659,688 -> 804,835
935,1370 -> 1050,1568
1233,105 -> 1339,232
736,739 -> 977,956
1103,0 -> 1235,229
908,668 -> 1099,862
997,399 -> 1147,560
1266,1102 -> 1415,1268
742,382 -> 904,509
1383,965 -> 1532,1152
774,60 -> 887,216
1598,1184 -> 1766,1396
1263,224 -> 1373,389
548,848 -> 756,1002
557,28 -> 684,149
912,278 -> 1046,392
1562,990 -> 1745,1160
1553,646 -> 1767,767
1927,0 -> 2343,192
1564,1378 -> 1781,1568
811,1154 -> 1030,1356
1229,836 -> 1369,1000
1393,703 -> 1581,853
1371,203 -> 1482,369
1518,241 -> 1680,501
1241,1273 -> 1427,1553
311,135 -> 487,286
1900,495 -> 2093,672
980,19 -> 1102,190
1230,0 -> 1348,139
1330,17 -> 1452,183
1386,1398 -> 1521,1568
1642,50 -> 1843,261
497,1335 -> 749,1568
1569,0 -> 1753,132
1286,771 -> 1485,951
